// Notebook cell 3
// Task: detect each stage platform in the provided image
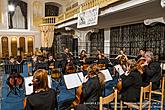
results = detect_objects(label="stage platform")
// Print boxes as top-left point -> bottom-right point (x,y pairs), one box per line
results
0,64 -> 164,110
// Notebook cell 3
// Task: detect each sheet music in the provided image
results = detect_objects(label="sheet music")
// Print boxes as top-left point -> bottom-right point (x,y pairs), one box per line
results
100,69 -> 113,82
24,75 -> 52,95
64,72 -> 84,89
114,64 -> 125,76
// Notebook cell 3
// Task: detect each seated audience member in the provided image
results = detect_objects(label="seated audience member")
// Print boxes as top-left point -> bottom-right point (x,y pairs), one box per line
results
71,64 -> 105,110
24,69 -> 57,110
118,59 -> 142,102
141,51 -> 161,90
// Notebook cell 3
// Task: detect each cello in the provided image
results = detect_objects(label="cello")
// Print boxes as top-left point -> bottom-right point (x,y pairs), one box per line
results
69,64 -> 98,109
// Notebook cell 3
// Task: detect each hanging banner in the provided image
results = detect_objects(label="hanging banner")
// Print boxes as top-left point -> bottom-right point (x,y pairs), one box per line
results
77,6 -> 99,28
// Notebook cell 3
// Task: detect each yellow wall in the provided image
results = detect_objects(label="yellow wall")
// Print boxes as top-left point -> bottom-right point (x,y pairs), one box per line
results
0,0 -> 1,24
66,0 -> 78,9
33,1 -> 43,27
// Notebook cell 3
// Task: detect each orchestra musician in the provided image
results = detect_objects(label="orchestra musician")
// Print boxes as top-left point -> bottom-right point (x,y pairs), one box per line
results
47,54 -> 56,73
118,59 -> 142,102
61,48 -> 73,73
79,50 -> 88,71
136,48 -> 145,61
24,69 -> 57,110
65,57 -> 76,74
97,53 -> 109,70
71,64 -> 105,110
96,49 -> 105,59
115,49 -> 128,64
141,51 -> 161,90
32,55 -> 38,73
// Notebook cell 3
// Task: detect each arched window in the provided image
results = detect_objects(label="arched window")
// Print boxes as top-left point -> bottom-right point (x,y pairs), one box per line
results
1,37 -> 9,57
45,2 -> 61,16
19,37 -> 25,55
8,0 -> 27,29
88,29 -> 104,56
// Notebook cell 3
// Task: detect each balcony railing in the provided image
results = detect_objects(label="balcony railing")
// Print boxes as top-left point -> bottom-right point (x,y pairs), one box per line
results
42,16 -> 57,24
41,0 -> 121,25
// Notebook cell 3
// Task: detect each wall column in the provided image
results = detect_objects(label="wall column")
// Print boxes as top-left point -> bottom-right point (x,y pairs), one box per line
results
8,37 -> 11,56
104,28 -> 110,57
17,36 -> 20,55
0,37 -> 2,57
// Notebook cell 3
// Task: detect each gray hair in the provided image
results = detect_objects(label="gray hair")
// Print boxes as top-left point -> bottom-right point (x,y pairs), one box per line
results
145,51 -> 154,60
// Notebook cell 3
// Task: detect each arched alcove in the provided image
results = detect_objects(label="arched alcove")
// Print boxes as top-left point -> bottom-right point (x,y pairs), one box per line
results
19,37 -> 25,55
11,37 -> 17,56
1,37 -> 9,57
27,37 -> 33,54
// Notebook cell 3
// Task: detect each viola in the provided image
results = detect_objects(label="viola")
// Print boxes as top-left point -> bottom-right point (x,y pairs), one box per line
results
51,69 -> 61,79
136,58 -> 146,74
116,79 -> 122,93
82,64 -> 89,71
97,64 -> 106,69
65,63 -> 76,73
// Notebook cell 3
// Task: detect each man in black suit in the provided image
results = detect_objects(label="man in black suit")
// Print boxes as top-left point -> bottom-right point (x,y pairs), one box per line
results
141,51 -> 161,90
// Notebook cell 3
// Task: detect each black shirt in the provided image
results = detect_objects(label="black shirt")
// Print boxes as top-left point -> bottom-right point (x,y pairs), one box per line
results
25,88 -> 57,110
121,70 -> 142,102
142,61 -> 161,90
75,76 -> 102,110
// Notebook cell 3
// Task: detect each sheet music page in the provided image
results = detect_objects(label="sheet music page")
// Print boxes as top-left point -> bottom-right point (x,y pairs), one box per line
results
100,69 -> 113,82
114,64 -> 125,76
64,72 -> 84,89
24,75 -> 52,95
77,72 -> 84,83
24,76 -> 33,95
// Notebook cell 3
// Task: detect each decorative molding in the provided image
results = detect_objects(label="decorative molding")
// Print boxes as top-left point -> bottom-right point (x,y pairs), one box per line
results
144,17 -> 165,25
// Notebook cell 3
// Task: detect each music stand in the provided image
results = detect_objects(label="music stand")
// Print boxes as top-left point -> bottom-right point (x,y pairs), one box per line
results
7,72 -> 21,97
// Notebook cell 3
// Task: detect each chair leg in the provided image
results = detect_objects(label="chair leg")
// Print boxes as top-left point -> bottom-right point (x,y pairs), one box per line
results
120,101 -> 123,110
161,95 -> 164,110
148,102 -> 151,110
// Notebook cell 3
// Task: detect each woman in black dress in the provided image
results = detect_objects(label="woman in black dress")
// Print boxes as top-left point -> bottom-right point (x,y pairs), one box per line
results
24,69 -> 57,110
